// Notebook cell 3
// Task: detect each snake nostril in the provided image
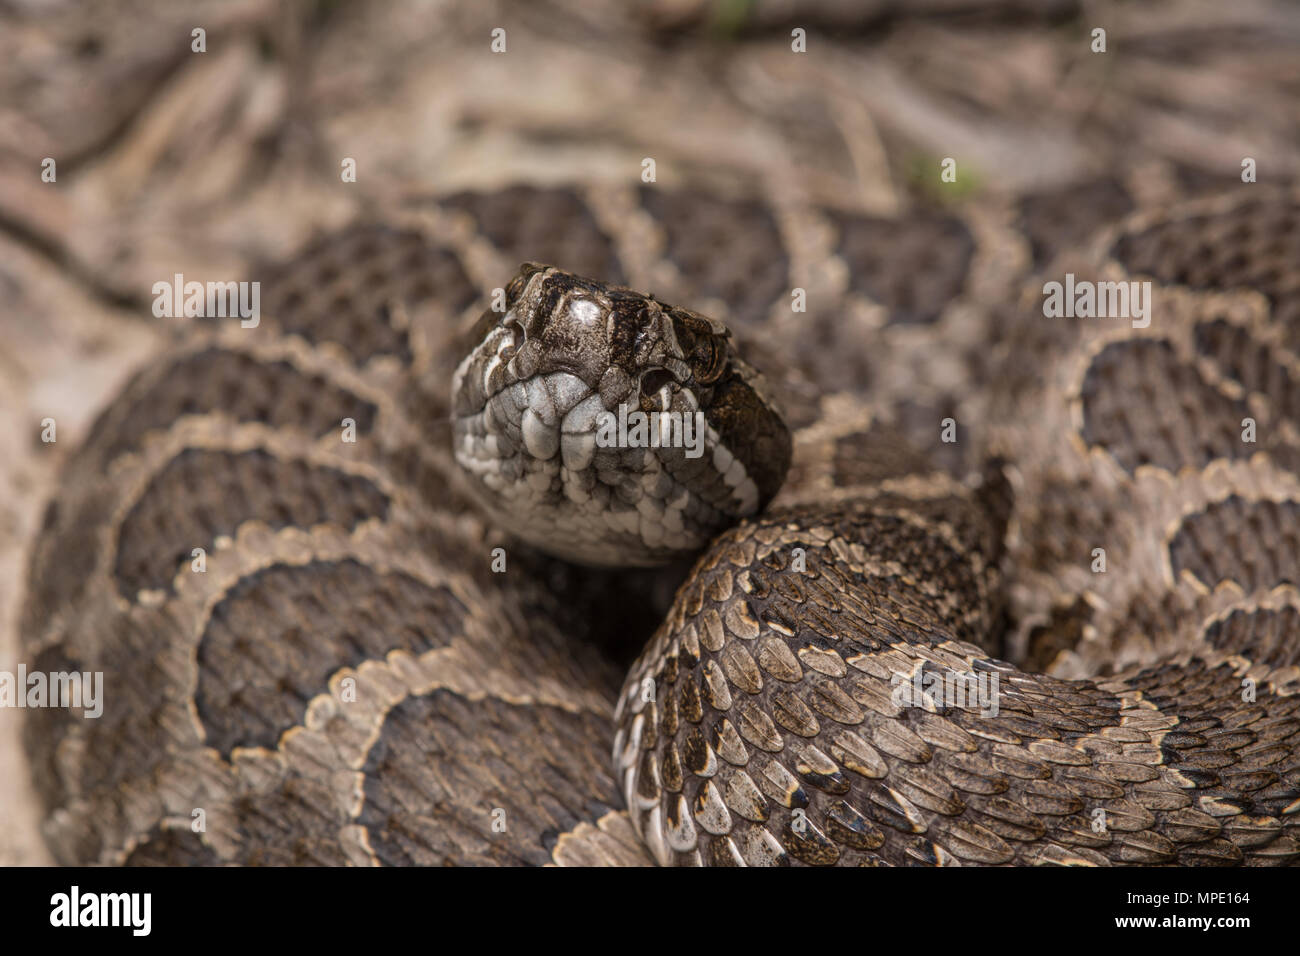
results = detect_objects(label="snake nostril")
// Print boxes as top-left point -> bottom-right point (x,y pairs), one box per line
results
639,368 -> 676,410
499,315 -> 525,355
640,368 -> 675,396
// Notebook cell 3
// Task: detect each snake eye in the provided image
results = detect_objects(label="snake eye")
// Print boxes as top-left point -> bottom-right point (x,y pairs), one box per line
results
692,336 -> 727,385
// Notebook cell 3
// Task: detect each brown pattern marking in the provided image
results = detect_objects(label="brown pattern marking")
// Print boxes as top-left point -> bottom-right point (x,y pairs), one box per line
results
1194,317 -> 1300,421
1080,338 -> 1251,474
259,223 -> 479,363
1205,606 -> 1300,670
358,689 -> 620,866
824,208 -> 973,325
113,450 -> 391,598
196,560 -> 468,755
25,610 -> 184,863
441,185 -> 626,286
20,348 -> 381,650
1112,197 -> 1300,335
232,778 -> 355,866
1168,496 -> 1300,593
638,187 -> 789,325
91,347 -> 379,465
1016,178 -> 1136,269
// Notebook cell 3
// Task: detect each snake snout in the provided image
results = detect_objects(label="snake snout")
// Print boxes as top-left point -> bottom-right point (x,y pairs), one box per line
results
451,264 -> 792,567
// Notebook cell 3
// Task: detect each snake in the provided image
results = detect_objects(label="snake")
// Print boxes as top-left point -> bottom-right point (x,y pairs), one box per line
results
9,0 -> 1300,867
18,176 -> 1300,866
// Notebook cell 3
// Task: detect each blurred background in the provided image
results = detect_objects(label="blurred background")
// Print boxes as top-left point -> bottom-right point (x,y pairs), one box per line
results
2,0 -> 1297,864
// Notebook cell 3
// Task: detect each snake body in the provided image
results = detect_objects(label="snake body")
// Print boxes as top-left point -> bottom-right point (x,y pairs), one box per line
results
615,189 -> 1300,865
19,177 -> 1300,865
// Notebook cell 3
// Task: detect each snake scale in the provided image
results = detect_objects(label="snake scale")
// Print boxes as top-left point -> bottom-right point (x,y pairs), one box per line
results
14,3 -> 1300,868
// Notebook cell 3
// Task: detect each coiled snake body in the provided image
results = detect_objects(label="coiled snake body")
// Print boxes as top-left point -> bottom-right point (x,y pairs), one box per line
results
21,182 -> 1300,866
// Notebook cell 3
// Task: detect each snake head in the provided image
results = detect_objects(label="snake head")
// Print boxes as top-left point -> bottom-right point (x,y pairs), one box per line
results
452,263 -> 792,566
